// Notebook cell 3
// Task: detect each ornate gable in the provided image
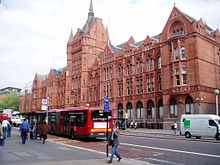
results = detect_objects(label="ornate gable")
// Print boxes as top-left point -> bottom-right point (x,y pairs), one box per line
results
160,6 -> 197,42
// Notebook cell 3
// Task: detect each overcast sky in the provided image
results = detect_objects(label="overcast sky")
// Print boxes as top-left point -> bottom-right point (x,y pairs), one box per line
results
0,0 -> 219,90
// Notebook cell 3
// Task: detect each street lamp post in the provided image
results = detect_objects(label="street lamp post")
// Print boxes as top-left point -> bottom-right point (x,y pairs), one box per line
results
214,89 -> 220,116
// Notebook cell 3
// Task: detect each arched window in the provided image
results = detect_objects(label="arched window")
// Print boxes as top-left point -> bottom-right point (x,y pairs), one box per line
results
127,102 -> 133,119
185,96 -> 194,114
137,102 -> 143,119
158,56 -> 161,69
118,104 -> 123,119
147,100 -> 155,119
181,47 -> 186,59
158,99 -> 163,119
170,98 -> 178,118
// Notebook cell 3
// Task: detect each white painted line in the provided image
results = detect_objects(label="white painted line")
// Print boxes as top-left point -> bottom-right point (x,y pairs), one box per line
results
121,142 -> 220,159
147,158 -> 184,165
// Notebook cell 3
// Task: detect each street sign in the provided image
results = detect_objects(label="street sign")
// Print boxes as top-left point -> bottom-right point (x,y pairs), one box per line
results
104,97 -> 110,112
42,99 -> 48,105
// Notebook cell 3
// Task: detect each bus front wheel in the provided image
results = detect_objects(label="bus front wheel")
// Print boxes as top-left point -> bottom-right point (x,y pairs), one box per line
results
70,130 -> 75,139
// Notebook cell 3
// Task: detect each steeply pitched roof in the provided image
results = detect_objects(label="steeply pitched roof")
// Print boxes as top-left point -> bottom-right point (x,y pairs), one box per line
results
80,0 -> 95,35
133,40 -> 144,47
68,29 -> 74,42
37,74 -> 47,82
183,12 -> 197,22
110,44 -> 123,54
152,34 -> 160,42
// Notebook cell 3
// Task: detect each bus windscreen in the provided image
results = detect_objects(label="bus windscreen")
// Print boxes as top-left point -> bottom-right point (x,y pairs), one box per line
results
91,110 -> 111,121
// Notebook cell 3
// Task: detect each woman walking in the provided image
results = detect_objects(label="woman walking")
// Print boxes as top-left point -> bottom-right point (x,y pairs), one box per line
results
40,120 -> 48,144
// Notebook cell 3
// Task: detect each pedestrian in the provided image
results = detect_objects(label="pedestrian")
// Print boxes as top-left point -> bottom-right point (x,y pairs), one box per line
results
107,125 -> 122,163
35,124 -> 41,140
173,121 -> 177,134
0,122 -> 4,147
130,121 -> 134,128
7,118 -> 12,137
2,119 -> 10,139
134,122 -> 138,130
20,119 -> 30,144
31,122 -> 37,140
40,120 -> 48,144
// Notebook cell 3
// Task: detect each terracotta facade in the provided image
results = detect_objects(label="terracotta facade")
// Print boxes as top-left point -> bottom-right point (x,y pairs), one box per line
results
19,1 -> 220,129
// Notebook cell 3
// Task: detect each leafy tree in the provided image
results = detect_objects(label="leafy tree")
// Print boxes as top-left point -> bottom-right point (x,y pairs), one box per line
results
0,92 -> 20,111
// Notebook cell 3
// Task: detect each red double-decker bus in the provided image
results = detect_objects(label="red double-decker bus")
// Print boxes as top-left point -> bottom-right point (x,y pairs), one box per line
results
48,107 -> 113,139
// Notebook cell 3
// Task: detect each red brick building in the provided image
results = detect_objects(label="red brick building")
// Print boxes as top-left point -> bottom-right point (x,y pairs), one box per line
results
19,1 -> 220,129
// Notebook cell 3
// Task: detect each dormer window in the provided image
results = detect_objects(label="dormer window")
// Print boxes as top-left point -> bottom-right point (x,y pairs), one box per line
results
144,44 -> 152,51
170,21 -> 185,37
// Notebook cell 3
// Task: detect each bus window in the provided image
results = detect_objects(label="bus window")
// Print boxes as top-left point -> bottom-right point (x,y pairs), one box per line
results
49,112 -> 56,124
91,110 -> 111,122
69,110 -> 87,126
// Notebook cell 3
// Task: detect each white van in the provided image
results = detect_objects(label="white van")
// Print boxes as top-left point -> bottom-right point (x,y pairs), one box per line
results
180,114 -> 220,140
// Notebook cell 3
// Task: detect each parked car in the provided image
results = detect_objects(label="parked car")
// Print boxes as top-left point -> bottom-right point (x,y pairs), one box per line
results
180,114 -> 220,140
11,116 -> 23,127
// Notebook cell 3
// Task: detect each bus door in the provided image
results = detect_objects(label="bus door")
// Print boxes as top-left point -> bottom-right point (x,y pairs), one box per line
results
48,112 -> 56,133
56,111 -> 61,134
68,110 -> 87,136
60,112 -> 65,134
64,112 -> 69,135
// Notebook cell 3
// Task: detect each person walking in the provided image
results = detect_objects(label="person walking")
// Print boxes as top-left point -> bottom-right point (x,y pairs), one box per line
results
7,118 -> 12,137
134,122 -> 138,130
40,120 -> 48,144
20,119 -> 30,144
31,122 -> 37,140
173,121 -> 177,134
2,119 -> 10,140
130,121 -> 134,128
108,125 -> 122,163
0,122 -> 4,147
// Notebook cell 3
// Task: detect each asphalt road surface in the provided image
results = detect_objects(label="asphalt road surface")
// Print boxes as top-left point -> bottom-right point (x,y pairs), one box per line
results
119,133 -> 220,165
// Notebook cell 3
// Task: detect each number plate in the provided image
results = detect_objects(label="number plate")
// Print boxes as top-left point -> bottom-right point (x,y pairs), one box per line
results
99,133 -> 105,135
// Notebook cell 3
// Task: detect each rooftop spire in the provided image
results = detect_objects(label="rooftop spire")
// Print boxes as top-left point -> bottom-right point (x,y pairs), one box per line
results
88,0 -> 94,17
68,29 -> 74,42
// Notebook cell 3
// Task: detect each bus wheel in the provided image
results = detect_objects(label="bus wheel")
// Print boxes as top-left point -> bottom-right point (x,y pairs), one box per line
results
185,132 -> 191,138
215,133 -> 220,140
70,130 -> 75,139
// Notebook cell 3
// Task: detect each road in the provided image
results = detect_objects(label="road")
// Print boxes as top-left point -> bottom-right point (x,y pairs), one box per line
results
48,129 -> 220,165
119,134 -> 220,165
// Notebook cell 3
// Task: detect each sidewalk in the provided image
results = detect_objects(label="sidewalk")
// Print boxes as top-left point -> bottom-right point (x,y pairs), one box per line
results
123,128 -> 180,135
0,128 -> 154,165
4,158 -> 153,165
121,128 -> 220,143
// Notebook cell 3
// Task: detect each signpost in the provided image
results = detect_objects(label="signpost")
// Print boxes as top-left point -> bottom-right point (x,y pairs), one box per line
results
104,97 -> 110,157
41,98 -> 49,122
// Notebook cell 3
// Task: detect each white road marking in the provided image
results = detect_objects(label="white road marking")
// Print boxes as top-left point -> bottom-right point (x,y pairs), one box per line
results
146,158 -> 184,165
121,142 -> 220,159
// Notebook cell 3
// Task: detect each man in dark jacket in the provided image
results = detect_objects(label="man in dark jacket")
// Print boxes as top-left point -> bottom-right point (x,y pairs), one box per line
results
108,125 -> 122,163
20,119 -> 30,144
